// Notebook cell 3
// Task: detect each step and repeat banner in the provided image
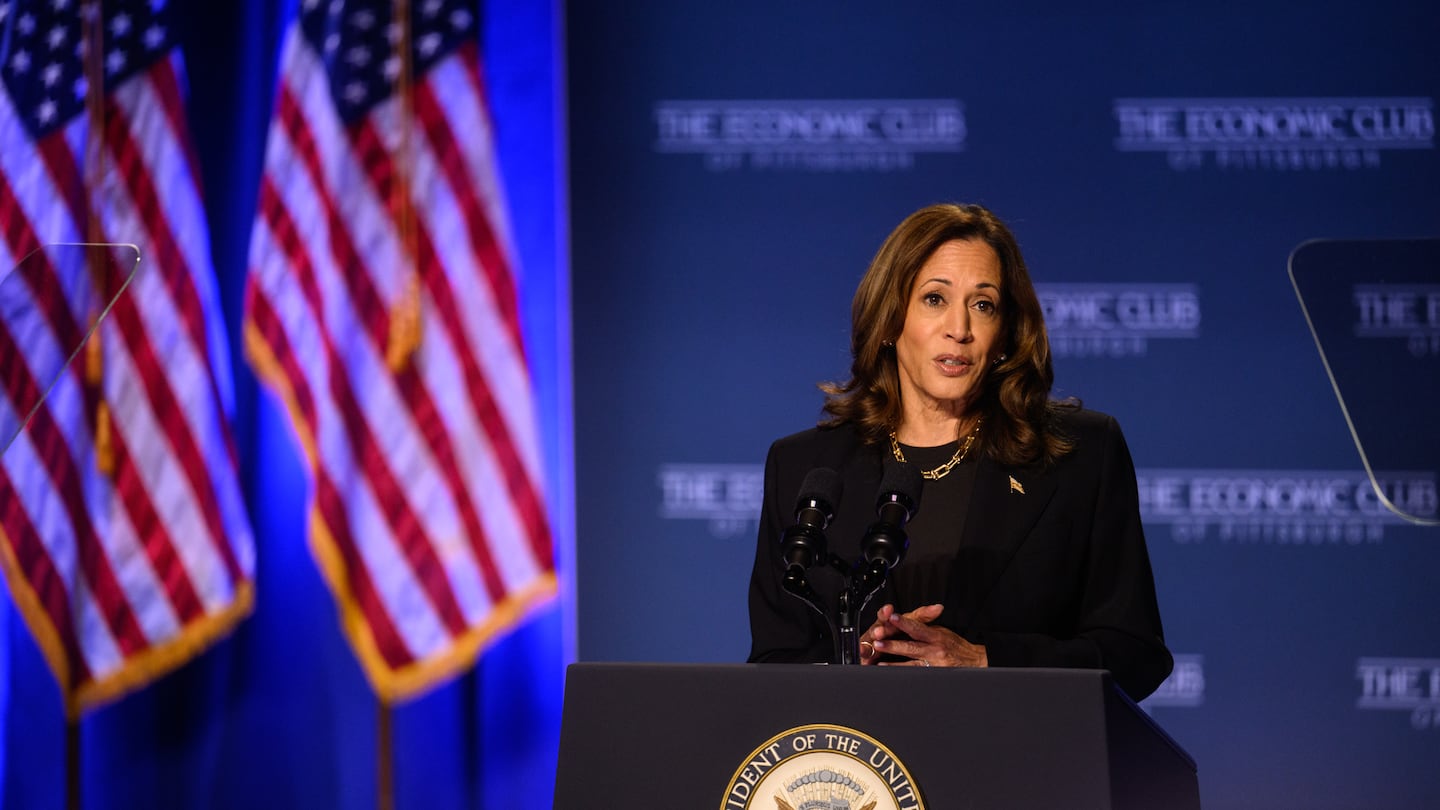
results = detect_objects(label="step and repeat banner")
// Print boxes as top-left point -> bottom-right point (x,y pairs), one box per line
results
567,2 -> 1438,807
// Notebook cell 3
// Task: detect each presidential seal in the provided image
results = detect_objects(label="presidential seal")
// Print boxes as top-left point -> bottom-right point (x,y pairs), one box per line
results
720,724 -> 924,810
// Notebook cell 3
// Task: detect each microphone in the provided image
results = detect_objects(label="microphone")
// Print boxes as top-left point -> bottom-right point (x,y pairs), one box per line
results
861,458 -> 924,570
781,468 -> 841,572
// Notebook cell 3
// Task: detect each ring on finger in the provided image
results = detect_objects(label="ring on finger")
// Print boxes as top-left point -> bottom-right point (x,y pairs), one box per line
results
860,641 -> 875,657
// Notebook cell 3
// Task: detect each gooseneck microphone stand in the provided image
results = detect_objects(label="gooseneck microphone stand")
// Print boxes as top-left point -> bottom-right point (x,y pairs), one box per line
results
784,546 -> 904,665
780,469 -> 847,663
781,462 -> 922,665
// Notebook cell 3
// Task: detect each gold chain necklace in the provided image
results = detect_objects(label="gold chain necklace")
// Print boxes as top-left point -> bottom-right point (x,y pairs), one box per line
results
889,419 -> 982,481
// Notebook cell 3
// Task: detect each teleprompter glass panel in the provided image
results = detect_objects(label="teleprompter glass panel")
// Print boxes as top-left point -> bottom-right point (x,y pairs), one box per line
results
0,243 -> 141,456
1290,239 -> 1440,525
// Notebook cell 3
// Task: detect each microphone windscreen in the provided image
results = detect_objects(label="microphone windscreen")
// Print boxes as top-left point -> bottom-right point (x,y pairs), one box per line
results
797,467 -> 842,509
880,456 -> 925,513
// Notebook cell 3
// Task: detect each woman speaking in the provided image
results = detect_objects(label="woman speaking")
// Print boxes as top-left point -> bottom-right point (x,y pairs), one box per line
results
746,203 -> 1172,701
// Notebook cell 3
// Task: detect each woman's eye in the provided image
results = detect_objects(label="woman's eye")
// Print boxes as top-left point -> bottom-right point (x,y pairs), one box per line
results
974,299 -> 996,314
922,292 -> 944,306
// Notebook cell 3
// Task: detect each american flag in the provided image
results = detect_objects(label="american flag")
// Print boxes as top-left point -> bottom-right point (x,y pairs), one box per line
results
0,0 -> 255,714
245,0 -> 555,700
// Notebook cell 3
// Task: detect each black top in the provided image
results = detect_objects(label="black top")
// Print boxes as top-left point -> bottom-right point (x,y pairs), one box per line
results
887,440 -> 976,611
746,408 -> 1173,701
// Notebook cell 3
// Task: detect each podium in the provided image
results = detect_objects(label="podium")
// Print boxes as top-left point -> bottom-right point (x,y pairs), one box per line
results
553,663 -> 1199,809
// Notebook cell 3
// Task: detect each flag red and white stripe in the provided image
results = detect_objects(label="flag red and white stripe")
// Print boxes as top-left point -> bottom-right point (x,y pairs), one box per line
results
0,1 -> 255,714
244,0 -> 555,700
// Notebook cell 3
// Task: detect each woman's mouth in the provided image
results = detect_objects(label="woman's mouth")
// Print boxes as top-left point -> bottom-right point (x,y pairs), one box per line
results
934,356 -> 971,376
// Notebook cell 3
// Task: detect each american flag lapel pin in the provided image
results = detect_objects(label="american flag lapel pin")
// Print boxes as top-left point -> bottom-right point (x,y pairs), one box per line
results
1009,475 -> 1025,495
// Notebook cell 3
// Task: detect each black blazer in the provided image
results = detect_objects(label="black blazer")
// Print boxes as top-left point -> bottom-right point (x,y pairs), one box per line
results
746,408 -> 1173,701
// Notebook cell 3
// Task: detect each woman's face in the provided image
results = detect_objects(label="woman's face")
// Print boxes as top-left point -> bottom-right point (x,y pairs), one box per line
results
893,239 -> 1004,425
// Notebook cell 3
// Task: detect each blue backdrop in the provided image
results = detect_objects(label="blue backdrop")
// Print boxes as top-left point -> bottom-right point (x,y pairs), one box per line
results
2,1 -> 569,808
569,2 -> 1440,808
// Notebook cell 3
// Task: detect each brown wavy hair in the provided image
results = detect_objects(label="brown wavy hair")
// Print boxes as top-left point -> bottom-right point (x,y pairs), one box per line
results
820,203 -> 1075,467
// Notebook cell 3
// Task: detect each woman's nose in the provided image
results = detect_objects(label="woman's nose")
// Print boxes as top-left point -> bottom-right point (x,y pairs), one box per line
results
945,309 -> 972,342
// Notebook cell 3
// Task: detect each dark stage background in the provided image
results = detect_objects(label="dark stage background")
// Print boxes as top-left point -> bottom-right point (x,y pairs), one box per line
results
568,2 -> 1440,809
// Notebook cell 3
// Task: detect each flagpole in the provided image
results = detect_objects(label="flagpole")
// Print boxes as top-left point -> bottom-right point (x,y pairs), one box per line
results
66,714 -> 81,810
377,699 -> 395,810
67,5 -> 112,808
378,1 -> 413,808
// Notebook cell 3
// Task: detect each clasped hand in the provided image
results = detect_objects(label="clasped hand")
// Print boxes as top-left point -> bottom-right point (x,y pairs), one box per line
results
858,603 -> 988,668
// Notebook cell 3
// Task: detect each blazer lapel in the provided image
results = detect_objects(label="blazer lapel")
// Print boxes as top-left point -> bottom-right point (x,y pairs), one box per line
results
947,456 -> 1059,631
